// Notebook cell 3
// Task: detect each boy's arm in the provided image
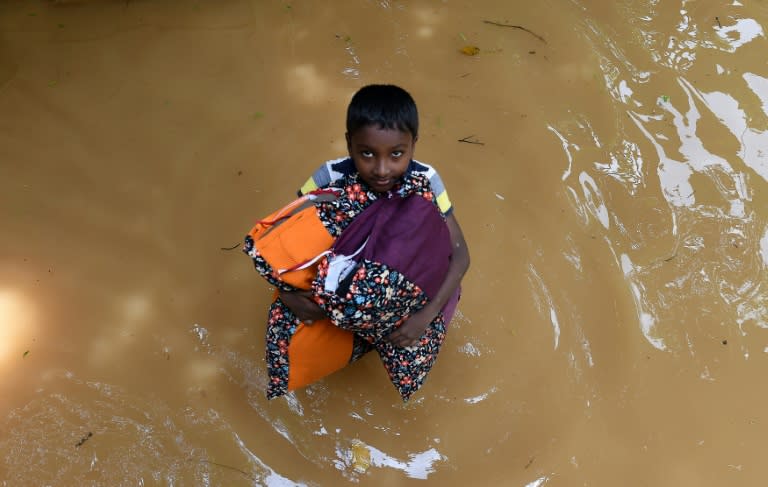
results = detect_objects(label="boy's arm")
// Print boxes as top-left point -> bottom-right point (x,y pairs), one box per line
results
279,290 -> 326,323
386,212 -> 470,347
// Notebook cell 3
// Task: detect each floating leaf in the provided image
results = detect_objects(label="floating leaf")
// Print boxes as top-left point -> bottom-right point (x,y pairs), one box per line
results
23,350 -> 29,358
350,441 -> 371,473
459,32 -> 467,41
48,80 -> 57,87
253,112 -> 264,119
661,95 -> 669,103
460,45 -> 480,56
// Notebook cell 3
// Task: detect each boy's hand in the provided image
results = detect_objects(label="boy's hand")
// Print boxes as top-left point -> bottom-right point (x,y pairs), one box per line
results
386,308 -> 434,348
279,290 -> 326,324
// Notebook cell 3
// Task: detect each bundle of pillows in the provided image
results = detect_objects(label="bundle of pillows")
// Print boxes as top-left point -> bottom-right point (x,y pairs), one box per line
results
244,180 -> 457,401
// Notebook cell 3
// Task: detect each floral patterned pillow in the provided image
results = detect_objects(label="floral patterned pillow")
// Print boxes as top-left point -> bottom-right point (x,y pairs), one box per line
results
314,257 -> 450,401
312,193 -> 455,401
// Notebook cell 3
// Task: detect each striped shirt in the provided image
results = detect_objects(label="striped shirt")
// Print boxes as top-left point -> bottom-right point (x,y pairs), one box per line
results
298,157 -> 453,216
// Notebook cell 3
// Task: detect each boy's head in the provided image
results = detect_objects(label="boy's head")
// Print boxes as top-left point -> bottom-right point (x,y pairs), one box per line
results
346,84 -> 419,138
345,85 -> 419,193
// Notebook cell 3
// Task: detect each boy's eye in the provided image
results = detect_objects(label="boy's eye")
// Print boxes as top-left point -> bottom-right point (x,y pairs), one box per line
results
361,150 -> 374,158
391,151 -> 403,158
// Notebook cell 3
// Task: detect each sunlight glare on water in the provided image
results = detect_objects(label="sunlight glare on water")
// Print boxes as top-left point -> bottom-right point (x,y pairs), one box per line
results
0,290 -> 37,367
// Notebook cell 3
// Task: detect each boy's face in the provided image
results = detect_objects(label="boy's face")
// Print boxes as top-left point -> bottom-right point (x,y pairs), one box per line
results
346,124 -> 416,193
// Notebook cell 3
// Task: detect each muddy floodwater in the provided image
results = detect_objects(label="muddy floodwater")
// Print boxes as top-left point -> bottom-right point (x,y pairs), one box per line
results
2,0 -> 768,485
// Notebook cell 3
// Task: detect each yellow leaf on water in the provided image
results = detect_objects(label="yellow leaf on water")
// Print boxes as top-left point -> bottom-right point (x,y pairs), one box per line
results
460,45 -> 480,56
351,440 -> 371,473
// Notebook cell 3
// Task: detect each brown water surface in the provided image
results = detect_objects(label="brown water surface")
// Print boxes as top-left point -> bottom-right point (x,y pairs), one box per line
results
2,0 -> 768,485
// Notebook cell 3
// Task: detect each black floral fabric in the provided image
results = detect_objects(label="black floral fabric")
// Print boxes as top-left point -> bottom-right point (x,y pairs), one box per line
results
246,169 -> 446,400
315,172 -> 438,238
265,298 -> 296,399
264,298 -> 374,399
313,259 -> 449,401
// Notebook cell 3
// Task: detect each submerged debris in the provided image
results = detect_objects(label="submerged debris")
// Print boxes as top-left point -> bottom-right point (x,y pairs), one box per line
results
482,20 -> 547,43
75,431 -> 93,448
525,456 -> 535,469
458,135 -> 484,145
195,459 -> 256,482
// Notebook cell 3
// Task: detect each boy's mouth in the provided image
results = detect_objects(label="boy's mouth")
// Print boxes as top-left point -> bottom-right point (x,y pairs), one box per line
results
370,178 -> 392,190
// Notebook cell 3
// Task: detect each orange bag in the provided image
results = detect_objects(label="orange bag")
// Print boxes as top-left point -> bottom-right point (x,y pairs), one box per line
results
285,315 -> 355,391
247,190 -> 337,289
245,189 -> 356,394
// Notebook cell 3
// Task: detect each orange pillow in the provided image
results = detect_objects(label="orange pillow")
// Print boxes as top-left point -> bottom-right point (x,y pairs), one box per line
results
245,190 -> 356,395
286,319 -> 354,390
247,193 -> 336,289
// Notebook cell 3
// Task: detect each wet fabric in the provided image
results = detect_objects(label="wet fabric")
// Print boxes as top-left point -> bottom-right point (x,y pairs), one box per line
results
313,195 -> 454,401
243,189 -> 339,291
246,170 -> 452,399
265,298 -> 358,395
244,190 -> 356,398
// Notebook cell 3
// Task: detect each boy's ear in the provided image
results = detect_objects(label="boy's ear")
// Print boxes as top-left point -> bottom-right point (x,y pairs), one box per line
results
345,132 -> 351,150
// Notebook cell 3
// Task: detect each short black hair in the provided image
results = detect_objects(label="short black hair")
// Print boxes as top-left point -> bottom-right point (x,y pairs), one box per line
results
346,84 -> 419,138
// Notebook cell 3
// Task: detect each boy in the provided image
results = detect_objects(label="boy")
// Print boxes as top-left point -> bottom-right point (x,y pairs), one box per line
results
279,84 -> 470,348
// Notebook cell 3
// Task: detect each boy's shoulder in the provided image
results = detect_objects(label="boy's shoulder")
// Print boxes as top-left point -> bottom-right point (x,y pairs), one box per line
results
408,159 -> 441,178
300,156 -> 453,215
301,157 -> 446,193
299,157 -> 351,195
408,160 -> 447,203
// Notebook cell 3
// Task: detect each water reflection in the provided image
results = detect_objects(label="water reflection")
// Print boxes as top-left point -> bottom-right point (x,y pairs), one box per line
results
554,0 -> 768,358
528,265 -> 562,349
335,440 -> 445,480
760,228 -> 768,267
715,18 -> 764,51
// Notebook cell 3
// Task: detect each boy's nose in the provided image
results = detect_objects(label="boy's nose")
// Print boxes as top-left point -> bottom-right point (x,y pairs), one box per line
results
373,159 -> 389,177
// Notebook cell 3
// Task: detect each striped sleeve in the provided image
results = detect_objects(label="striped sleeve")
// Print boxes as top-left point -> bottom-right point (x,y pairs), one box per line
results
298,157 -> 350,196
411,160 -> 453,216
